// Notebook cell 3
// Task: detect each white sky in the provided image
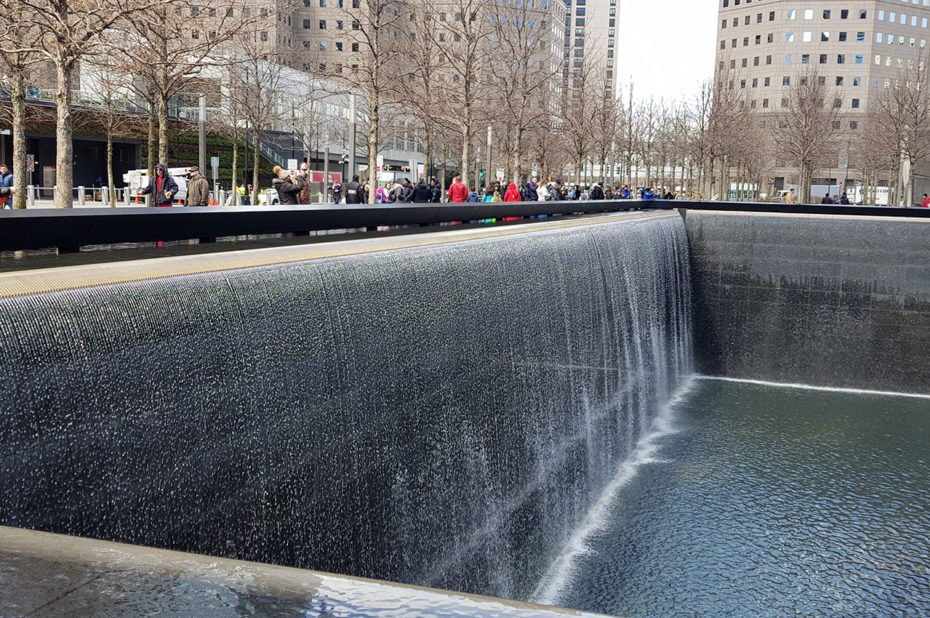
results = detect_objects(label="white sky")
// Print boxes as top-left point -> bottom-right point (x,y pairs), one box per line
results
617,0 -> 720,104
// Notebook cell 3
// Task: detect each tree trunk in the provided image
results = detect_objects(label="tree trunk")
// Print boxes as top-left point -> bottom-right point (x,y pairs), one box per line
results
460,125 -> 471,191
230,133 -> 238,203
367,91 -> 379,205
147,106 -> 156,176
441,143 -> 447,200
422,129 -> 431,183
512,128 -> 523,185
717,156 -> 727,202
107,133 -> 115,208
11,72 -> 27,209
158,94 -> 169,166
252,128 -> 260,206
55,57 -> 74,209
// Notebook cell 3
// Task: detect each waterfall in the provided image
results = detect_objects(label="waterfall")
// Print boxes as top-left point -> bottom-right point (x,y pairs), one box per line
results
0,213 -> 693,601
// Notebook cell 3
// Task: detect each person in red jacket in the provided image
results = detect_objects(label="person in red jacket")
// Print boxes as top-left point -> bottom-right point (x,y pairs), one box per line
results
503,182 -> 522,202
922,193 -> 930,208
448,175 -> 469,203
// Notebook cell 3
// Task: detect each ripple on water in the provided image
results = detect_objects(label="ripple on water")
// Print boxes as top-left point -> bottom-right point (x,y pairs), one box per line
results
556,379 -> 930,616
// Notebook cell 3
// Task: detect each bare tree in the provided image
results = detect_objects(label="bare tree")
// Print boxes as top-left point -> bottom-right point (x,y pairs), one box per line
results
0,20 -> 42,209
433,0 -> 493,187
561,58 -> 600,185
774,67 -> 841,203
81,58 -> 137,206
872,54 -> 930,206
486,0 -> 562,184
334,0 -> 407,203
5,0 -> 164,208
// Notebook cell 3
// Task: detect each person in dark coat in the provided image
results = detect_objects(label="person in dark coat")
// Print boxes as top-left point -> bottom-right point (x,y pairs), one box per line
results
589,183 -> 605,200
525,178 -> 539,202
345,175 -> 362,204
272,166 -> 303,205
138,163 -> 179,207
429,179 -> 442,203
412,179 -> 431,202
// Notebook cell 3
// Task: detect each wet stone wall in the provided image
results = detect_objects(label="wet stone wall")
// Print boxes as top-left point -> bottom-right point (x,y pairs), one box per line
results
685,212 -> 930,394
0,214 -> 692,602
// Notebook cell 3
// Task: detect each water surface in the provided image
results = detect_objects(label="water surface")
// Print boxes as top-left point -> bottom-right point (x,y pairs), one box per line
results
558,378 -> 930,615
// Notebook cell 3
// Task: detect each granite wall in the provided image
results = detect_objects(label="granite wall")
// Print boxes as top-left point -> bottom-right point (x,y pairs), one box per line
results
685,211 -> 930,394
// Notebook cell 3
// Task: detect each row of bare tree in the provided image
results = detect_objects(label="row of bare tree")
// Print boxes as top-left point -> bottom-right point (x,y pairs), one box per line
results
3,1 -> 930,208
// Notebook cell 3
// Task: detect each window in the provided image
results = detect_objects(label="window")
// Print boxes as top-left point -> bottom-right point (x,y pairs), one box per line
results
744,36 -> 749,46
766,54 -> 772,64
768,33 -> 774,43
853,76 -> 862,86
753,77 -> 758,86
769,11 -> 775,21
319,41 -> 327,50
860,10 -> 867,19
303,18 -> 311,28
336,42 -> 343,51
754,56 -> 760,66
818,76 -> 826,85
352,42 -> 359,51
755,34 -> 761,44
745,15 -> 750,25
319,19 -> 326,29
841,9 -> 848,19
837,54 -> 845,64
820,54 -> 828,63
834,98 -> 842,108
783,76 -> 790,85
786,31 -> 795,42
757,13 -> 762,23
802,54 -> 810,63
730,59 -> 736,68
852,98 -> 860,108
855,54 -> 864,64
878,10 -> 885,21
785,54 -> 792,64
850,121 -> 858,130
836,76 -> 844,86
823,9 -> 831,19
805,9 -> 813,19
781,98 -> 788,108
822,31 -> 830,42
788,9 -> 795,20
722,19 -> 727,28
763,98 -> 769,108
764,76 -> 771,86
857,31 -> 865,42
839,32 -> 847,41
832,121 -> 842,129
742,58 -> 748,67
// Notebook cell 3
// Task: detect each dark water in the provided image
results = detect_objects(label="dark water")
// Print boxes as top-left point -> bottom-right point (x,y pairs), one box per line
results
555,378 -> 930,616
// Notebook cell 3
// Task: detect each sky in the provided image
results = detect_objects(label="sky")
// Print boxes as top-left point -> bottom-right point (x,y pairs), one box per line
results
617,0 -> 720,104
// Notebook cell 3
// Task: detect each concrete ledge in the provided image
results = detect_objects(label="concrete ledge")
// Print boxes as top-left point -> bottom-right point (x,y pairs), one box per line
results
0,526 -> 604,617
0,211 -> 672,299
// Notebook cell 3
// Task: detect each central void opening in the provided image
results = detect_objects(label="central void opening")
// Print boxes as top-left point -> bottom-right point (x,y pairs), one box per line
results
548,378 -> 930,615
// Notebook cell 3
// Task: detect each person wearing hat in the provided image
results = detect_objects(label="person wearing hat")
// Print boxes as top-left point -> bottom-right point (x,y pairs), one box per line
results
186,166 -> 210,206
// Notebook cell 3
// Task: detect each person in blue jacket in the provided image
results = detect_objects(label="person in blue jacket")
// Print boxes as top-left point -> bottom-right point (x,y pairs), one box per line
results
0,164 -> 13,209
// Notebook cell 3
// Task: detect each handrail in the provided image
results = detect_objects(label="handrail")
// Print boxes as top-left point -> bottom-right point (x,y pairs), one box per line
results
1,200 -> 928,253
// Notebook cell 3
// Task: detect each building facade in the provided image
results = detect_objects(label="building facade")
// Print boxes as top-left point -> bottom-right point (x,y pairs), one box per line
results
716,0 -> 930,201
563,0 -> 618,94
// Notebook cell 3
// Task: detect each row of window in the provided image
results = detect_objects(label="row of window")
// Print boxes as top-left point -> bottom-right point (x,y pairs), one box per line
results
878,10 -> 930,27
785,53 -> 864,64
785,31 -> 865,42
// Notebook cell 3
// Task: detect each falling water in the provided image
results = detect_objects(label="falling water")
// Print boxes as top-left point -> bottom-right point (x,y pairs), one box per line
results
0,213 -> 693,601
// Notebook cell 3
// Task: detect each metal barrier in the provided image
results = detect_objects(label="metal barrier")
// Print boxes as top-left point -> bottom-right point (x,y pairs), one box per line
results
1,200 -> 928,253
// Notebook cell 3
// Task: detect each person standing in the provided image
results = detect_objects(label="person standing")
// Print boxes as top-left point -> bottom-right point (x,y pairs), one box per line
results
297,164 -> 313,205
271,166 -> 303,205
138,163 -> 179,207
525,178 -> 539,202
921,193 -> 930,208
589,182 -> 605,201
448,175 -> 469,203
429,178 -> 442,203
412,178 -> 431,203
186,166 -> 210,206
503,182 -> 522,202
0,164 -> 13,209
785,188 -> 796,203
345,175 -> 362,204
